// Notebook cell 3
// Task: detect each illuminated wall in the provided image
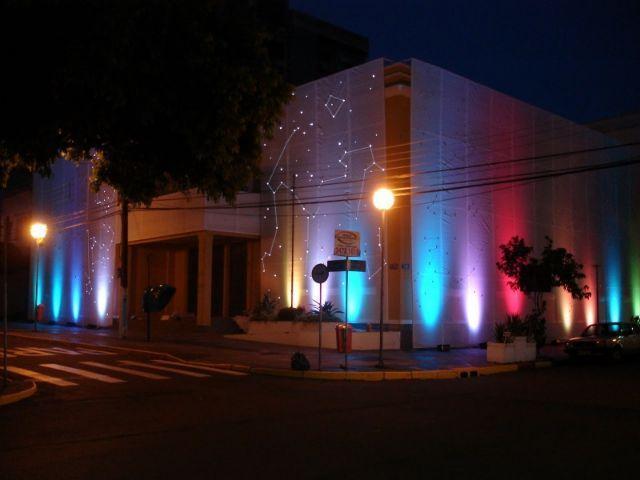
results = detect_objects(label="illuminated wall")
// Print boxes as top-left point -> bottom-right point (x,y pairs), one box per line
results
260,58 -> 640,346
410,59 -> 640,347
30,58 -> 639,340
32,161 -> 117,326
260,60 -> 387,321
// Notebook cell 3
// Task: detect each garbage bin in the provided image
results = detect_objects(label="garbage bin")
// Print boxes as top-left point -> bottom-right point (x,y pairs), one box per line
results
36,304 -> 46,323
335,323 -> 352,353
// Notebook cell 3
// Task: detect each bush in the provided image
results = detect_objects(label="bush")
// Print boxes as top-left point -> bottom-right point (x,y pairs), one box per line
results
250,292 -> 278,321
306,300 -> 343,322
494,314 -> 527,342
276,306 -> 306,321
526,311 -> 546,348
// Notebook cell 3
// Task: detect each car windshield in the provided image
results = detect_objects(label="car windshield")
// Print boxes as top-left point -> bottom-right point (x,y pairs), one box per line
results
581,324 -> 626,337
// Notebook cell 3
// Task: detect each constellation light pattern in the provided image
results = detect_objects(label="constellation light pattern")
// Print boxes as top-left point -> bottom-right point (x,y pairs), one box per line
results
85,185 -> 116,322
260,61 -> 386,318
324,94 -> 346,118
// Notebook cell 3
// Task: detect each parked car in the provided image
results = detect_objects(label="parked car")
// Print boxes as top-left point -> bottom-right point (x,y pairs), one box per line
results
565,322 -> 640,360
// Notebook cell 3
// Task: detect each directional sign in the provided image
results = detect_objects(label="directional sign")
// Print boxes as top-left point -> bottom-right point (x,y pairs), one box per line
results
334,230 -> 361,257
311,263 -> 329,284
143,284 -> 176,313
327,259 -> 366,272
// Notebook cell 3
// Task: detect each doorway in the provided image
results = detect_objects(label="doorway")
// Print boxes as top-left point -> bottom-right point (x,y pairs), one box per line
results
211,236 -> 250,318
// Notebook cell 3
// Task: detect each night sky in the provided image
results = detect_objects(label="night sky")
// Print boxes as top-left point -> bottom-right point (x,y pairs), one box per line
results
290,0 -> 640,124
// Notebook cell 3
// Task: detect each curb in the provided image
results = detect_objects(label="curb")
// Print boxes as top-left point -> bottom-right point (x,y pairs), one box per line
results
233,359 -> 554,381
0,380 -> 37,407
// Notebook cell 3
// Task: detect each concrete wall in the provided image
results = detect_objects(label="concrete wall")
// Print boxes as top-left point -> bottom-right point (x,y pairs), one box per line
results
260,59 -> 388,321
33,161 -> 118,326
409,58 -> 640,347
33,161 -> 262,327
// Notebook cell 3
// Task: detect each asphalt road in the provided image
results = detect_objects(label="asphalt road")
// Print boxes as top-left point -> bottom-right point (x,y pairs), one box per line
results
2,336 -> 639,480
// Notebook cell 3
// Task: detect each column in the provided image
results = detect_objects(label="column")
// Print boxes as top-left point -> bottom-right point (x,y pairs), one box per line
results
196,231 -> 213,326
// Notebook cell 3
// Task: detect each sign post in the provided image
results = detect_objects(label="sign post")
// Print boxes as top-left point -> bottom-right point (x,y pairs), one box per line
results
311,264 -> 329,370
2,217 -> 9,389
333,231 -> 362,371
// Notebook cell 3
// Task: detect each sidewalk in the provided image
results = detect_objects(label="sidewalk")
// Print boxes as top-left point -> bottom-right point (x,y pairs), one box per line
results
4,321 -> 565,381
0,379 -> 37,406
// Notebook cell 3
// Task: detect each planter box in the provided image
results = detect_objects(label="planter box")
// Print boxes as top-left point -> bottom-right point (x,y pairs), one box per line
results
487,341 -> 536,363
227,321 -> 401,350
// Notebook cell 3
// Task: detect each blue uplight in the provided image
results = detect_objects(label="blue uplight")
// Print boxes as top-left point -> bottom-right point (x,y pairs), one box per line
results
606,245 -> 621,323
71,235 -> 82,321
346,270 -> 364,321
51,245 -> 64,320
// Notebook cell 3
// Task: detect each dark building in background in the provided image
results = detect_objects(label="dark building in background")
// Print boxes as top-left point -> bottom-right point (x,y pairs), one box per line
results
258,0 -> 369,86
284,9 -> 369,85
0,172 -> 32,321
589,111 -> 640,144
0,0 -> 369,324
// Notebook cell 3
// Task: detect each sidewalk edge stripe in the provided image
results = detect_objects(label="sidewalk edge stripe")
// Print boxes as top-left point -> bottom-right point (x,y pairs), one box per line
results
0,381 -> 38,407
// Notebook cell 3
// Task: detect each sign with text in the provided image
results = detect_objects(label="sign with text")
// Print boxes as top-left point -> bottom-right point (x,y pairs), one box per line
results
333,230 -> 361,257
327,259 -> 366,272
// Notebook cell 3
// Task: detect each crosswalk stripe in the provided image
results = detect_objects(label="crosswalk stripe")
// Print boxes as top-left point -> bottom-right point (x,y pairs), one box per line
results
119,360 -> 210,378
40,364 -> 126,384
10,347 -> 52,357
153,360 -> 248,376
7,366 -> 77,387
77,348 -> 117,356
46,347 -> 82,355
81,361 -> 169,380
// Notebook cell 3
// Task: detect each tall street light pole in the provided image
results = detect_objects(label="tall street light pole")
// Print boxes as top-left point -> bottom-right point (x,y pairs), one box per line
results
373,188 -> 394,369
30,222 -> 47,332
594,264 -> 600,324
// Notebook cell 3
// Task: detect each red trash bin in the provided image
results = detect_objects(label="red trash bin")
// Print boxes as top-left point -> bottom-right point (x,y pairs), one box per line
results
36,304 -> 46,323
335,323 -> 352,353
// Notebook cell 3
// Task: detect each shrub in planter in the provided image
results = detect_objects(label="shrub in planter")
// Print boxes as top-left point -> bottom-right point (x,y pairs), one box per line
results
494,314 -> 527,342
306,300 -> 343,322
277,306 -> 306,321
250,292 -> 279,321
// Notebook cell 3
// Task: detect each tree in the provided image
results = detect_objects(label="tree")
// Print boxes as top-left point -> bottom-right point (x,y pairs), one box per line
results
496,236 -> 591,345
0,0 -> 290,334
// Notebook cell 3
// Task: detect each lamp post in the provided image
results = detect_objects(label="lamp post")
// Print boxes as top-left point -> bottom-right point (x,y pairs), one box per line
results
30,222 -> 47,331
372,188 -> 394,369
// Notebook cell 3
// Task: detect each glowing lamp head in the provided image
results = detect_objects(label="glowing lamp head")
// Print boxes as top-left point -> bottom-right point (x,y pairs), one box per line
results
30,222 -> 48,245
373,188 -> 395,211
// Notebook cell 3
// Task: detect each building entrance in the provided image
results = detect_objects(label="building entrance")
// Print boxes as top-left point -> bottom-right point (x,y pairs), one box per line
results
212,236 -> 249,318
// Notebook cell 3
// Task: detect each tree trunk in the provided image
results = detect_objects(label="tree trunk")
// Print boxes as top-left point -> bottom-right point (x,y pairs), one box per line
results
119,197 -> 129,338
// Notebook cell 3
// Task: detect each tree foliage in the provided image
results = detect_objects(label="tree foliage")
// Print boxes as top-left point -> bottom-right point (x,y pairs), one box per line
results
497,236 -> 591,301
496,236 -> 591,346
0,0 -> 290,204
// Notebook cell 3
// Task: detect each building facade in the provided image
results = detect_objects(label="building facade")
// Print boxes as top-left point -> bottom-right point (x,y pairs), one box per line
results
259,59 -> 640,347
30,59 -> 640,346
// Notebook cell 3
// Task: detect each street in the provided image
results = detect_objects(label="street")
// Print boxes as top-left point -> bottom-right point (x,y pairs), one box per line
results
2,336 -> 640,479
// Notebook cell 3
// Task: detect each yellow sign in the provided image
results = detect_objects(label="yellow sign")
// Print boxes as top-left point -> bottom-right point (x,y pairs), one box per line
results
334,230 -> 361,257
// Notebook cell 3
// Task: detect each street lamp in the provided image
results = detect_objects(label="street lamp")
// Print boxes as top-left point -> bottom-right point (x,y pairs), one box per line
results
30,222 -> 47,331
372,188 -> 394,369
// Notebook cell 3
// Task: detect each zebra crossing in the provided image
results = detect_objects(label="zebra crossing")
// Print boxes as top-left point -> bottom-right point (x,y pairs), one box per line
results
7,344 -> 247,387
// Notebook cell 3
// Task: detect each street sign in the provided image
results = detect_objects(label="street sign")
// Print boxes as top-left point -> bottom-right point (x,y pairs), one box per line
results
327,259 -> 366,272
347,260 -> 366,272
334,230 -> 361,257
311,263 -> 329,284
142,284 -> 176,313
